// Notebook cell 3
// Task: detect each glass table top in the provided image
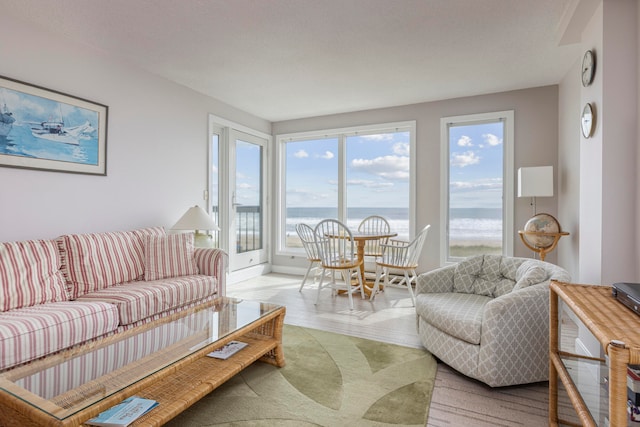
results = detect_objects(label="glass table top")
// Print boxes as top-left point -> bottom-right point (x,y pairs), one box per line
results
0,297 -> 282,421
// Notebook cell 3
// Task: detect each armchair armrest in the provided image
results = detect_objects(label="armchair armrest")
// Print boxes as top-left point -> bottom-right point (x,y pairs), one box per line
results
194,248 -> 228,296
477,282 -> 550,386
416,264 -> 456,295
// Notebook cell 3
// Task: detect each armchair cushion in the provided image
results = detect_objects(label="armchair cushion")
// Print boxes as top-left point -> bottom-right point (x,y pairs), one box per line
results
452,254 -> 518,297
416,292 -> 490,345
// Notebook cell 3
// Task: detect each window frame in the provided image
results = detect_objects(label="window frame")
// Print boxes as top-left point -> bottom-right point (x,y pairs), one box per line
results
439,111 -> 514,265
276,121 -> 416,257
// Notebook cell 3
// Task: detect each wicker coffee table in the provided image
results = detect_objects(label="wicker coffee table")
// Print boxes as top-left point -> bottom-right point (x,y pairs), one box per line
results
0,297 -> 285,426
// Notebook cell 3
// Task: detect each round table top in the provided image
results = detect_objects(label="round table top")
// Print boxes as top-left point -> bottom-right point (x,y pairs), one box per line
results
324,231 -> 397,241
350,231 -> 398,241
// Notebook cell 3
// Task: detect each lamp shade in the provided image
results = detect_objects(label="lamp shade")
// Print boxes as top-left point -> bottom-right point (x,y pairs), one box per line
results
171,205 -> 220,231
518,166 -> 553,198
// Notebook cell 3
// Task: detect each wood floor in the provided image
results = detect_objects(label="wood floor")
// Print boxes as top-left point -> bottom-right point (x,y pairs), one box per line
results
228,272 -> 552,426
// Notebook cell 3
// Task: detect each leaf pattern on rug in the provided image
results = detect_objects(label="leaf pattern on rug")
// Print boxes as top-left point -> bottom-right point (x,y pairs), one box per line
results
281,324 -> 343,409
166,325 -> 436,426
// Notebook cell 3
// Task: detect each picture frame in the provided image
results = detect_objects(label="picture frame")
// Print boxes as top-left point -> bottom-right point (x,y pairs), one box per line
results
0,75 -> 108,175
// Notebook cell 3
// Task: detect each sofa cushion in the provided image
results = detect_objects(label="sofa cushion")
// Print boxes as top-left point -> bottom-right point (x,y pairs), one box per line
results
0,240 -> 68,312
416,292 -> 491,345
513,261 -> 548,291
76,275 -> 217,325
143,233 -> 198,281
58,227 -> 165,299
0,301 -> 119,371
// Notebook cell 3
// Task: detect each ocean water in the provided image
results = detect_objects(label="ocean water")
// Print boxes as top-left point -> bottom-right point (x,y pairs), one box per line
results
0,123 -> 99,165
286,207 -> 502,242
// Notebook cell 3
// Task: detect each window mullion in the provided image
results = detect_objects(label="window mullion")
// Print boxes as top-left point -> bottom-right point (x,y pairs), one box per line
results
338,135 -> 347,223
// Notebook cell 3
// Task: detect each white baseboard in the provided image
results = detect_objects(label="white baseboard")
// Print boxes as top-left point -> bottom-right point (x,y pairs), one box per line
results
229,264 -> 272,284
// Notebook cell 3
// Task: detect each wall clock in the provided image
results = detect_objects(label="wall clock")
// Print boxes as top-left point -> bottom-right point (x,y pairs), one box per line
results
581,103 -> 595,138
582,50 -> 595,87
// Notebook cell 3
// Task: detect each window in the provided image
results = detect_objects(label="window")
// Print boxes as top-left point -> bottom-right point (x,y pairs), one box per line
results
277,122 -> 415,253
208,126 -> 222,248
440,111 -> 514,264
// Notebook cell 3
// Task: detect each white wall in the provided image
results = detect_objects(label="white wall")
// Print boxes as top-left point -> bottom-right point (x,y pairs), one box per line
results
272,86 -> 561,273
559,0 -> 639,285
0,13 -> 270,242
557,58 -> 581,281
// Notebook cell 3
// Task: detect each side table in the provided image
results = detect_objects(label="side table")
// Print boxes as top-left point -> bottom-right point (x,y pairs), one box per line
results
549,281 -> 640,426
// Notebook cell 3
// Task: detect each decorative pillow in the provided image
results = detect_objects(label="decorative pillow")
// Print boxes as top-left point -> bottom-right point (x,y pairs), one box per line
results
0,240 -> 68,312
58,227 -> 165,299
143,233 -> 199,281
513,262 -> 548,291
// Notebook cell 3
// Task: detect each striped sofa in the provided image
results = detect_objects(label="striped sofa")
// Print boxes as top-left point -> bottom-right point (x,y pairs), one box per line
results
415,255 -> 570,387
0,226 -> 227,372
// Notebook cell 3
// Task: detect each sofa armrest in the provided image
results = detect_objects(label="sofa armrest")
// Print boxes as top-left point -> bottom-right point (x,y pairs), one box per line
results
416,264 -> 455,295
194,248 -> 228,296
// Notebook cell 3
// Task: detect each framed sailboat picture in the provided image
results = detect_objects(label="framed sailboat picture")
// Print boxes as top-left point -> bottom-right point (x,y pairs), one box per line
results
0,75 -> 107,175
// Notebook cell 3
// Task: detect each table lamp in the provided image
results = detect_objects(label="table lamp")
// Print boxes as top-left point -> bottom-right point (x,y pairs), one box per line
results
171,205 -> 220,248
517,166 -> 553,216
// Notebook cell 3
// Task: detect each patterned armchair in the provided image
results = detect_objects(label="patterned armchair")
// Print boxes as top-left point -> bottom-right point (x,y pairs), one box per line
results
415,254 -> 570,387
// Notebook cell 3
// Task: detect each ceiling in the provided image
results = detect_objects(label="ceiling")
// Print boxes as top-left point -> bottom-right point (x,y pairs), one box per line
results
4,0 -> 582,122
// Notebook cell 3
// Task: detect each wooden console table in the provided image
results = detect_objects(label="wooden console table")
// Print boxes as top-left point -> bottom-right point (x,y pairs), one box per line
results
549,281 -> 640,426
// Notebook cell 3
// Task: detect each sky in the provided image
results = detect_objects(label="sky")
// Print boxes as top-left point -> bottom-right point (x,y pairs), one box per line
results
284,131 -> 410,208
448,121 -> 504,209
215,122 -> 504,212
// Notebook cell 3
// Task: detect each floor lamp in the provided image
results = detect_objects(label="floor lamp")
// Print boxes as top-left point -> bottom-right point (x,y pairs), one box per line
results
517,166 -> 553,216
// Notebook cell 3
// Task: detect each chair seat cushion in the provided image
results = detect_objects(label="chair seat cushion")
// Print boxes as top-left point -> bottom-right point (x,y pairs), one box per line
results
415,292 -> 491,345
76,275 -> 217,325
0,301 -> 120,370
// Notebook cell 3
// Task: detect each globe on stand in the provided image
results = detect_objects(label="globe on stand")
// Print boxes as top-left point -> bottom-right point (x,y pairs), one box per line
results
518,213 -> 569,262
522,213 -> 560,249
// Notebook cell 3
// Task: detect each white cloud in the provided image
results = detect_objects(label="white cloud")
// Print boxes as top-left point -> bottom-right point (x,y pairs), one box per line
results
351,155 -> 409,180
236,183 -> 253,189
359,134 -> 394,141
450,178 -> 502,192
347,179 -> 394,189
450,151 -> 480,167
392,142 -> 410,156
483,133 -> 502,146
457,135 -> 473,147
293,149 -> 308,158
317,151 -> 334,160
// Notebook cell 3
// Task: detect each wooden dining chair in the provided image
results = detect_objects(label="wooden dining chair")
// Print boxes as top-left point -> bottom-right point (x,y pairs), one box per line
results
371,224 -> 431,306
313,219 -> 365,310
357,215 -> 391,280
295,223 -> 324,291
358,215 -> 391,257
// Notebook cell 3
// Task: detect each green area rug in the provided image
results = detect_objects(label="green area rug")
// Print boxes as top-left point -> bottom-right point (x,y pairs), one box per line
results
167,325 -> 436,426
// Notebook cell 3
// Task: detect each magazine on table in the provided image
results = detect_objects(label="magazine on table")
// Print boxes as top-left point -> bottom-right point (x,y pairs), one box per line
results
85,396 -> 158,427
207,341 -> 248,359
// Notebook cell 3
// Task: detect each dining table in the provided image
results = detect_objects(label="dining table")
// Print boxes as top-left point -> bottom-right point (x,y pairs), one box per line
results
345,230 -> 398,296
